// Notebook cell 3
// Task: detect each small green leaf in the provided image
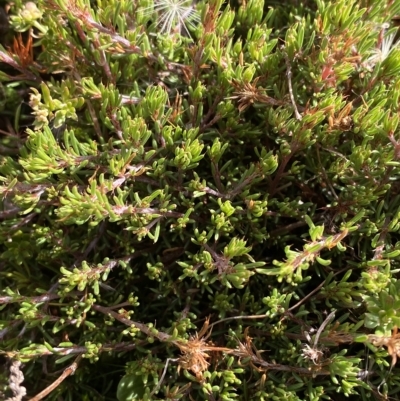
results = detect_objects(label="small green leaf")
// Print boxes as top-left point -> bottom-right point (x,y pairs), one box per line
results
117,374 -> 146,401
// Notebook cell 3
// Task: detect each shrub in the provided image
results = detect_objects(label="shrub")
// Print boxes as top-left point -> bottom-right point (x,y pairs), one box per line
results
1,0 -> 400,400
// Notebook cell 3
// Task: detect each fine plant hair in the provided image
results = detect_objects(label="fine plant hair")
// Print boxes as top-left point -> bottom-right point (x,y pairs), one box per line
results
141,0 -> 201,37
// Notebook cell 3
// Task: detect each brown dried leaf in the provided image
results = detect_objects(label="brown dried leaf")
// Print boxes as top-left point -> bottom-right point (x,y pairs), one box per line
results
175,317 -> 231,381
368,327 -> 400,368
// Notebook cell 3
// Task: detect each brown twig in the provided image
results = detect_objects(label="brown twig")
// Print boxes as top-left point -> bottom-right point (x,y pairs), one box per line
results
282,47 -> 302,121
208,313 -> 269,331
287,267 -> 349,312
92,304 -> 172,341
29,355 -> 82,401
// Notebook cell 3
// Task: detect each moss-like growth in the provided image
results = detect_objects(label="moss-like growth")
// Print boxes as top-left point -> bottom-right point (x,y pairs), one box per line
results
1,0 -> 400,400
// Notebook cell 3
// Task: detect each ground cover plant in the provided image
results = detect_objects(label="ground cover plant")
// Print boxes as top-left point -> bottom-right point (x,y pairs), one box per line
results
1,0 -> 400,400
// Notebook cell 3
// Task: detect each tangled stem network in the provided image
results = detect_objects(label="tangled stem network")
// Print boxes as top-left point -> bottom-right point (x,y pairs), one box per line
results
142,0 -> 201,37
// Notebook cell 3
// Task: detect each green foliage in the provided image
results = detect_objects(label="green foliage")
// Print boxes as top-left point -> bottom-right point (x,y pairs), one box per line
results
1,0 -> 400,400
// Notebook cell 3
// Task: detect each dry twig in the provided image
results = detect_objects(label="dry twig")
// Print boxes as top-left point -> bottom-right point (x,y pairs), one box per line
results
282,47 -> 302,121
29,355 -> 82,401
